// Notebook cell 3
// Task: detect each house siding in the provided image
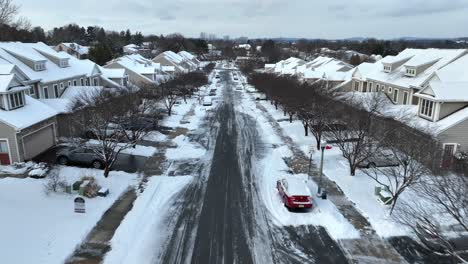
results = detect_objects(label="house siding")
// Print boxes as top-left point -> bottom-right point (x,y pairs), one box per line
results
0,121 -> 20,163
439,118 -> 468,153
39,75 -> 87,99
438,103 -> 468,120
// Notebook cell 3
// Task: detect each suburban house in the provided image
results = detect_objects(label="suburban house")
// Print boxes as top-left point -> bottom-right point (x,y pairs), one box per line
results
412,53 -> 468,157
0,42 -> 106,100
178,51 -> 201,70
105,54 -> 169,86
123,44 -> 151,57
0,64 -> 58,164
352,48 -> 467,105
54,43 -> 89,59
152,51 -> 189,74
297,56 -> 354,88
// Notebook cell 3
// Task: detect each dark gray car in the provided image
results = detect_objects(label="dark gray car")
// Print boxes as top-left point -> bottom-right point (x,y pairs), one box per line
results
358,149 -> 400,168
56,146 -> 104,169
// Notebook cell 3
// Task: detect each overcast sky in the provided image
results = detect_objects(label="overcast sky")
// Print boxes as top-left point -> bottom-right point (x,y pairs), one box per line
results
16,0 -> 468,39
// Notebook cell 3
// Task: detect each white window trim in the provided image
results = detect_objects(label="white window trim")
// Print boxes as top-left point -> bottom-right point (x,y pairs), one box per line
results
43,86 -> 49,99
443,143 -> 459,155
420,98 -> 435,119
403,91 -> 409,104
393,88 -> 399,103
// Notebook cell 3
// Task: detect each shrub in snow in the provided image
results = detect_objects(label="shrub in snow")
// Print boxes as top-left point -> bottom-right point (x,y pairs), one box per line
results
43,170 -> 67,195
80,176 -> 101,198
28,163 -> 50,178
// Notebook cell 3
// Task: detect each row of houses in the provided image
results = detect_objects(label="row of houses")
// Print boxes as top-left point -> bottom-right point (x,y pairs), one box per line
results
0,42 -> 201,165
264,48 -> 468,159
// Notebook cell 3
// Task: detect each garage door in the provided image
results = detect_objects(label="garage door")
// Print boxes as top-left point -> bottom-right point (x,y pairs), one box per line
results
23,125 -> 55,160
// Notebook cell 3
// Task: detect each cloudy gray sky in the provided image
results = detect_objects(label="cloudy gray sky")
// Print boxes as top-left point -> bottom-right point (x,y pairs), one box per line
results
16,0 -> 468,39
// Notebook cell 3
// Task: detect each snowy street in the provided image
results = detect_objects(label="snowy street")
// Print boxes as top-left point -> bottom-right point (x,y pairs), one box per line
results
146,69 -> 350,264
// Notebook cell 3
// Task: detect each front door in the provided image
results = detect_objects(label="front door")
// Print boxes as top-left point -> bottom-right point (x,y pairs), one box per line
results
0,140 -> 11,165
442,144 -> 455,168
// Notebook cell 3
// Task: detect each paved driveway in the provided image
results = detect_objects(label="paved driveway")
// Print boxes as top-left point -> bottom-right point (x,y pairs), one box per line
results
33,145 -> 147,173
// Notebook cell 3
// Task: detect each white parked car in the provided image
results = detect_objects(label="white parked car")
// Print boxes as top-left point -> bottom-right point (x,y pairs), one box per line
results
203,97 -> 213,106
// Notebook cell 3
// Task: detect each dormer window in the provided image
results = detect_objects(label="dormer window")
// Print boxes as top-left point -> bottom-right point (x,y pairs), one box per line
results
420,99 -> 435,119
59,59 -> 69,68
9,92 -> 25,109
383,65 -> 392,72
405,67 -> 416,77
34,62 -> 46,71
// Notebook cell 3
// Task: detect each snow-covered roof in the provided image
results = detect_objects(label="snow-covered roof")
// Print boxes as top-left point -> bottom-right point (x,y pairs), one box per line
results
178,51 -> 195,60
61,43 -> 89,55
106,54 -> 164,84
162,66 -> 175,72
236,44 -> 251,50
352,62 -> 380,80
0,95 -> 57,129
0,42 -> 95,83
99,67 -> 126,79
299,57 -> 354,81
40,86 -> 103,114
368,48 -> 467,89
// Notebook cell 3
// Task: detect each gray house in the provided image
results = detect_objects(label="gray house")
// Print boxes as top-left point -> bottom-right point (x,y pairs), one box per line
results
0,72 -> 57,164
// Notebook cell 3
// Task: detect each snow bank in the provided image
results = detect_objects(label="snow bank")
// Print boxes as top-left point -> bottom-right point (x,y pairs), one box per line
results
103,176 -> 193,264
143,131 -> 167,142
0,167 -> 137,264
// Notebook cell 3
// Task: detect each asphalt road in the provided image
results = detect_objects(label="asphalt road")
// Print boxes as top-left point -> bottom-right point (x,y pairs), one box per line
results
158,70 -> 348,264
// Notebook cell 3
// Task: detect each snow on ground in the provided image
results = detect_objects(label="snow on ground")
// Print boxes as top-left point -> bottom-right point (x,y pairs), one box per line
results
166,135 -> 206,160
255,98 -> 413,237
237,87 -> 359,240
0,167 -> 137,264
103,175 -> 192,264
0,161 -> 35,175
143,131 -> 167,142
256,145 -> 360,240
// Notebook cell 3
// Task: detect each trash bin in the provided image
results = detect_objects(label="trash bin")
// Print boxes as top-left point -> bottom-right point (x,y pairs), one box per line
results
321,190 -> 328,200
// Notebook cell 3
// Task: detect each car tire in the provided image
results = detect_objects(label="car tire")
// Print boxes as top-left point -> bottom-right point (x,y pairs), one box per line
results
57,156 -> 69,165
92,160 -> 103,169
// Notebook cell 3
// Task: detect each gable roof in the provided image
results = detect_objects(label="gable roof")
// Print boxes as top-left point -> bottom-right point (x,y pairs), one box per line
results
368,48 -> 467,89
61,43 -> 89,55
0,95 -> 57,129
0,42 -> 95,83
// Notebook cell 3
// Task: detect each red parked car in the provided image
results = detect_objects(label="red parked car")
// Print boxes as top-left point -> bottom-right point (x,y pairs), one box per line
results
277,178 -> 313,210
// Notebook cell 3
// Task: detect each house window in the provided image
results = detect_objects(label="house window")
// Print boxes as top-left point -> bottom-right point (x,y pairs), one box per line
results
376,84 -> 380,91
354,81 -> 360,91
369,82 -> 373,92
43,86 -> 49,99
80,78 -> 84,86
393,89 -> 399,102
29,87 -> 35,96
384,65 -> 392,72
388,87 -> 392,93
0,141 -> 8,153
60,83 -> 64,90
73,80 -> 77,86
381,85 -> 385,92
420,99 -> 434,118
68,81 -> 72,87
93,78 -> 99,86
54,84 -> 59,98
403,92 -> 409,104
86,79 -> 89,86
9,92 -> 25,109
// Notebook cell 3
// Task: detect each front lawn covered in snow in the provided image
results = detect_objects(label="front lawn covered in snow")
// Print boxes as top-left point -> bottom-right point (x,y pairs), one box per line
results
0,167 -> 137,264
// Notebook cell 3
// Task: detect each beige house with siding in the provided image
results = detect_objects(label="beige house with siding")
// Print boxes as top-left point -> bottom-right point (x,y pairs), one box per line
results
0,70 -> 58,164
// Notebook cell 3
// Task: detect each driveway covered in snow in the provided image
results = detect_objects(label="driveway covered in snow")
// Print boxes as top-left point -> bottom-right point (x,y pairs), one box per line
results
156,70 -> 349,263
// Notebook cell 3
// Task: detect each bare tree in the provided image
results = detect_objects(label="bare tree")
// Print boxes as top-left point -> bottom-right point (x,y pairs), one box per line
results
0,0 -> 19,25
395,173 -> 468,262
362,123 -> 439,214
326,93 -> 386,176
71,89 -> 153,177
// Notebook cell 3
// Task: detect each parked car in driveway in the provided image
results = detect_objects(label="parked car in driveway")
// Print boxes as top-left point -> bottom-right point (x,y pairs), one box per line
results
277,178 -> 313,210
56,146 -> 105,169
358,149 -> 400,168
203,97 -> 213,106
